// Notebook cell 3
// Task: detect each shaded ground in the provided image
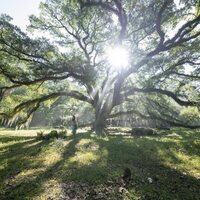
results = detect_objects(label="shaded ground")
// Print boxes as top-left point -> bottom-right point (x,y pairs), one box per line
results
0,128 -> 200,199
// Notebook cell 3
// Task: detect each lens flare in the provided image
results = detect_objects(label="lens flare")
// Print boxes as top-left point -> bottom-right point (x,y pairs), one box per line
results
106,46 -> 129,70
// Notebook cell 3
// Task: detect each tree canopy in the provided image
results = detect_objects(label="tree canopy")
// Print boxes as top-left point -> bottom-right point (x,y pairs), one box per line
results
0,0 -> 200,133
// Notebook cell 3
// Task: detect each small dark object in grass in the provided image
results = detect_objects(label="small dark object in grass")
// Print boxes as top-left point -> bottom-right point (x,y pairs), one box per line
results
123,167 -> 131,183
42,130 -> 59,140
49,130 -> 58,139
131,127 -> 156,136
59,130 -> 67,138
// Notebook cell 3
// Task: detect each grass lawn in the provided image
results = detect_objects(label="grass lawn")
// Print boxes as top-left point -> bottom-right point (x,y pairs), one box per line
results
0,128 -> 199,200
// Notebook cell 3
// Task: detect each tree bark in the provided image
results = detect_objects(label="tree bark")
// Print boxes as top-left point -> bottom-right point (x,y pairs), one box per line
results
94,112 -> 107,135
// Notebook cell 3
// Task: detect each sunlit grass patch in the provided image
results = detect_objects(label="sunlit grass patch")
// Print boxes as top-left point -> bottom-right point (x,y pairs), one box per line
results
0,128 -> 199,199
68,151 -> 99,166
43,151 -> 62,166
0,129 -> 38,137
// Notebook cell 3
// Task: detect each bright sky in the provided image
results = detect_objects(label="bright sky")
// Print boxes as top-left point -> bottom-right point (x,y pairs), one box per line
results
0,0 -> 42,31
0,0 -> 182,33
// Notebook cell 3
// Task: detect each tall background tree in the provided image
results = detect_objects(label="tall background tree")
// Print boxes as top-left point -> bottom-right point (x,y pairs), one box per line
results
0,0 -> 200,133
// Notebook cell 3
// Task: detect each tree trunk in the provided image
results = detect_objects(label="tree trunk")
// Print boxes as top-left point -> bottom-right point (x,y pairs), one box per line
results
93,89 -> 114,135
94,114 -> 107,135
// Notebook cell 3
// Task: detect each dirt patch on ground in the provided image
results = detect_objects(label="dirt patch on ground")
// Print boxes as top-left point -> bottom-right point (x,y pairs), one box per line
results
45,179 -> 131,200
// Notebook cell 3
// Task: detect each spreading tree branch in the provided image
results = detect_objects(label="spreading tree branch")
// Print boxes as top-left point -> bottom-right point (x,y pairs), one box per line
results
108,109 -> 200,129
122,87 -> 199,107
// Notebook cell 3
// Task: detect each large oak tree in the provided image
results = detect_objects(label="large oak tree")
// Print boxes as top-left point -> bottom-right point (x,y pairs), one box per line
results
0,0 -> 200,134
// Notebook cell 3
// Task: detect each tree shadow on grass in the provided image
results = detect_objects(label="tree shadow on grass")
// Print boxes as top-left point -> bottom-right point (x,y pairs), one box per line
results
94,136 -> 200,200
1,131 -> 199,200
30,132 -> 200,199
0,135 -> 55,199
0,132 -> 110,199
173,129 -> 200,157
0,135 -> 36,144
0,132 -> 85,200
157,129 -> 200,158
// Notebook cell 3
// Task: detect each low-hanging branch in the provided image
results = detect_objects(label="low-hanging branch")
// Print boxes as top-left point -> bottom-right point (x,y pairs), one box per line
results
16,102 -> 40,127
108,109 -> 200,129
122,87 -> 199,107
146,98 -> 183,124
0,69 -> 71,86
14,91 -> 92,113
0,66 -> 88,103
0,90 -> 93,124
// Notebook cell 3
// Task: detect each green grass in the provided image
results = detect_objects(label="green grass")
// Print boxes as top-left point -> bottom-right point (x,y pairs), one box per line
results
0,128 -> 200,199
